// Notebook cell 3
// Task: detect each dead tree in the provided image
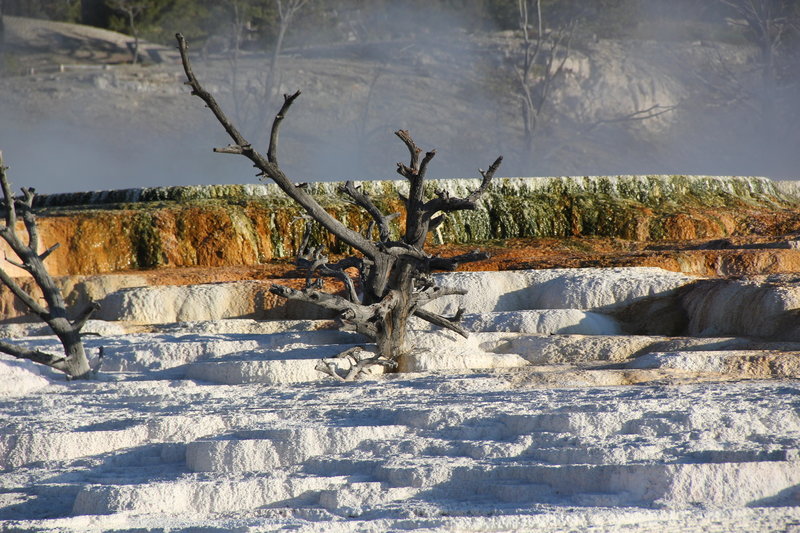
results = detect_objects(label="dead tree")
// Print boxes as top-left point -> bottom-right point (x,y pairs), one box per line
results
0,153 -> 100,379
512,0 -> 675,169
105,0 -> 148,65
225,0 -> 308,145
177,33 -> 501,381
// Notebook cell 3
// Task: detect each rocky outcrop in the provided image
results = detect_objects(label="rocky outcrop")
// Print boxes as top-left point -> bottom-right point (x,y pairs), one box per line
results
682,275 -> 800,340
10,175 -> 798,278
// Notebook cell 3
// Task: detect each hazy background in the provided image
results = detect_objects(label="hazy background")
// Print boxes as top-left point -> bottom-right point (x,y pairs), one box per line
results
0,0 -> 798,194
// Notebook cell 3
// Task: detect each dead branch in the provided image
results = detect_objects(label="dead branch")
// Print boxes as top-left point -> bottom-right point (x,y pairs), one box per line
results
177,33 -> 381,261
315,346 -> 396,382
339,181 -> 396,242
413,286 -> 468,307
0,339 -> 66,370
269,283 -> 378,338
0,152 -> 98,379
413,308 -> 468,338
296,247 -> 362,303
422,157 -> 503,217
429,251 -> 490,271
268,91 -> 301,165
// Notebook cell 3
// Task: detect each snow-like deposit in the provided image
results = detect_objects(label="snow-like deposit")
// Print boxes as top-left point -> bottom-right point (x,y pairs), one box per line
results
93,268 -> 695,324
429,267 -> 694,314
1,267 -> 800,532
1,369 -> 799,532
0,359 -> 49,397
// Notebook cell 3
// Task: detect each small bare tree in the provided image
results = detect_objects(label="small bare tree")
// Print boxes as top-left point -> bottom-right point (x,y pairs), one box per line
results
716,0 -> 799,123
266,0 -> 308,99
515,0 -> 575,156
105,0 -> 147,64
718,0 -> 796,85
224,0 -> 308,142
512,0 -> 676,169
177,33 -> 501,380
0,153 -> 100,379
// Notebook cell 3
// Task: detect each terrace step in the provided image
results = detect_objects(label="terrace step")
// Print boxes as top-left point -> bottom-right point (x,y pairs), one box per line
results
186,425 -> 408,472
71,473 -> 350,515
629,350 -> 800,378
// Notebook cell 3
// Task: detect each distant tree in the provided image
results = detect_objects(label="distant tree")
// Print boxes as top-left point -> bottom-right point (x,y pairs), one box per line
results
514,0 -> 575,158
104,0 -> 174,63
719,0 -> 798,78
177,33 -> 502,380
0,0 -> 81,21
223,0 -> 308,145
0,152 -> 101,380
511,0 -> 674,169
105,0 -> 147,64
717,0 -> 799,118
268,0 -> 308,91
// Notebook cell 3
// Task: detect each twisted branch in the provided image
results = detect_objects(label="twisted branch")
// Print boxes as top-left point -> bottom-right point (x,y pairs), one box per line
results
339,181 -> 397,242
315,346 -> 397,382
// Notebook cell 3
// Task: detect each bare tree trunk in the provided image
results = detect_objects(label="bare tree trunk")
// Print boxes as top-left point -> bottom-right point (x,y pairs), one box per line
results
128,8 -> 140,65
105,1 -> 143,65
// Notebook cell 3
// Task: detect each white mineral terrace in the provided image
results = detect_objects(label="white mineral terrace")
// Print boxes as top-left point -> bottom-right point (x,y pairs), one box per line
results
1,267 -> 799,532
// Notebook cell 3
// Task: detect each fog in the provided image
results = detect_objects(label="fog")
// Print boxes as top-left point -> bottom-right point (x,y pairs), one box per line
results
0,105 -> 258,194
0,2 -> 797,195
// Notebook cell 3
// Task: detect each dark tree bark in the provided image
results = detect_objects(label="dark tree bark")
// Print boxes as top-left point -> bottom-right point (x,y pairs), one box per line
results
0,153 -> 100,379
177,33 -> 502,380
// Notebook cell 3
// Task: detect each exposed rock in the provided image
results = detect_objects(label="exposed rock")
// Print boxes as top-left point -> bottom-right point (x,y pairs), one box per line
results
683,276 -> 800,340
0,175 -> 794,278
1,15 -> 175,66
490,334 -> 800,366
496,334 -> 665,364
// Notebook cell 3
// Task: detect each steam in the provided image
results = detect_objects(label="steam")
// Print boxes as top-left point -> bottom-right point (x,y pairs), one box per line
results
0,3 -> 798,195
